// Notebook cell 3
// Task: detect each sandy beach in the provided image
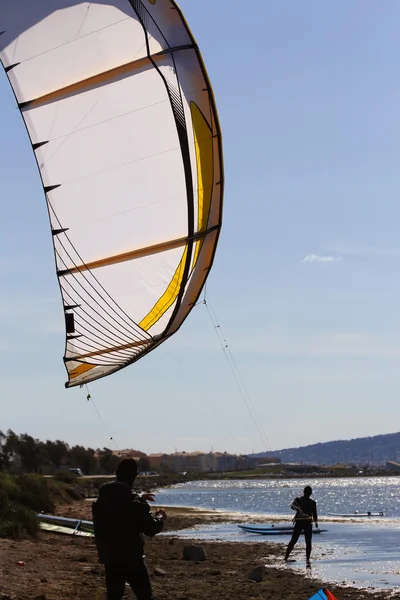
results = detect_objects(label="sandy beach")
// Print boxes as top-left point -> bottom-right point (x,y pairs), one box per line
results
0,499 -> 394,600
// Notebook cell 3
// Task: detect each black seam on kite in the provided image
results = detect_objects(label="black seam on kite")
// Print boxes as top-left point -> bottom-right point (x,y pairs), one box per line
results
5,63 -> 20,72
59,275 -> 142,348
156,44 -> 194,57
58,269 -> 142,347
52,228 -> 69,236
19,48 -> 192,112
163,64 -> 195,334
62,308 -> 141,357
128,0 -> 195,341
61,282 -> 135,344
56,253 -> 144,345
167,0 -> 224,317
0,55 -> 74,387
63,307 -> 145,357
65,336 -> 140,364
165,82 -> 185,127
32,141 -> 49,150
57,261 -> 144,349
65,347 -> 140,363
62,308 -> 145,364
65,358 -> 122,369
130,0 -> 170,49
49,203 -> 152,341
65,348 -> 142,365
44,184 -> 61,193
51,216 -> 149,342
65,336 -> 165,388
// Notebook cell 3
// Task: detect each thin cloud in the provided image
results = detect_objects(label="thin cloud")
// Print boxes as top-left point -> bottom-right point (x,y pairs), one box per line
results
302,254 -> 341,263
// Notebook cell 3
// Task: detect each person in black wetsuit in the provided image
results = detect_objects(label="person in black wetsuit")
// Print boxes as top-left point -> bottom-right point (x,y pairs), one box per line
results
284,485 -> 318,566
92,458 -> 166,600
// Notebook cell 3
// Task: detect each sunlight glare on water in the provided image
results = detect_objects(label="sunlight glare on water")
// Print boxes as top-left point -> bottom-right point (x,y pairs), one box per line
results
155,477 -> 398,520
155,477 -> 400,593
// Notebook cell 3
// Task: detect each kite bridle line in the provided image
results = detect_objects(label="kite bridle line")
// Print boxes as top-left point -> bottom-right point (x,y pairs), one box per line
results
81,383 -> 119,451
201,291 -> 271,453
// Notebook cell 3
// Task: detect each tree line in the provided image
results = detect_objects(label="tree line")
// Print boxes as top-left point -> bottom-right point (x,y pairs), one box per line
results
0,430 -> 150,476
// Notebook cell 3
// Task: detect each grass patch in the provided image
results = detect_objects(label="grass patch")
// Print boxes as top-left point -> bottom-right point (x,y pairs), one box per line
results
0,473 -> 86,539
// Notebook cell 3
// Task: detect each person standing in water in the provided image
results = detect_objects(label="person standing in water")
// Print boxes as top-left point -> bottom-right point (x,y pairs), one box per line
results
284,485 -> 318,566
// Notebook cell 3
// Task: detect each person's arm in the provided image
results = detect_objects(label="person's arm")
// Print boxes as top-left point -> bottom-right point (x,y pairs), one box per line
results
290,498 -> 300,511
313,501 -> 318,527
141,493 -> 156,502
138,502 -> 166,537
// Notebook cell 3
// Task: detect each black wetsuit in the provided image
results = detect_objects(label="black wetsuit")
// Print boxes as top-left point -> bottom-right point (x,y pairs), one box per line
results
285,495 -> 318,562
92,481 -> 164,600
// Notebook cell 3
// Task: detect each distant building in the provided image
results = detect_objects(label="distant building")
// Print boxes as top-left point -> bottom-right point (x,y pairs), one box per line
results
112,449 -> 147,460
213,452 -> 237,472
168,451 -> 208,472
105,449 -> 281,474
148,453 -> 169,471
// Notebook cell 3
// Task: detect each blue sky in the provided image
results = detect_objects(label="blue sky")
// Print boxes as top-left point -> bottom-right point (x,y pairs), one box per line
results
2,1 -> 400,455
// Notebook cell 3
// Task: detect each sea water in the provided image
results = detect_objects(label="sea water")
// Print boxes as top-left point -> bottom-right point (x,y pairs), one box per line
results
153,476 -> 400,593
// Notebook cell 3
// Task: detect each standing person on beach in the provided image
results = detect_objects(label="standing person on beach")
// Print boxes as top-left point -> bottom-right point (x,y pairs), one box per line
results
284,485 -> 318,566
92,458 -> 167,600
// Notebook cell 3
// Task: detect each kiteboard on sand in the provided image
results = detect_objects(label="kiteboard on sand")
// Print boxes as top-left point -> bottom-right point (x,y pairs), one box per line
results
37,513 -> 94,536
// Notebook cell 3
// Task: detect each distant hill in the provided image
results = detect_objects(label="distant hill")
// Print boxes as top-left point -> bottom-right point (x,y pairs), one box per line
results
253,432 -> 400,465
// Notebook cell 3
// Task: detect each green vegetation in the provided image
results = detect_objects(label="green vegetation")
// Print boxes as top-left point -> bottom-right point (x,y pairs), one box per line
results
0,429 -> 123,475
0,472 -> 86,539
202,463 -> 395,480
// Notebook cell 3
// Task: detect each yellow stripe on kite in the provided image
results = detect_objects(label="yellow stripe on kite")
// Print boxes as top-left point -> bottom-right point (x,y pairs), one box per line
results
190,102 -> 213,268
68,363 -> 96,380
139,247 -> 188,331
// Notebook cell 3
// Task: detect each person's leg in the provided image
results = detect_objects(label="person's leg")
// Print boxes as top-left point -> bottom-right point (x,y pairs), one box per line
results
284,523 -> 302,560
126,560 -> 154,600
304,523 -> 313,562
104,565 -> 127,600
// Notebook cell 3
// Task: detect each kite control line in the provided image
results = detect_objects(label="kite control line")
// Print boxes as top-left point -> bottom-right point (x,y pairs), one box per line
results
82,384 -> 119,450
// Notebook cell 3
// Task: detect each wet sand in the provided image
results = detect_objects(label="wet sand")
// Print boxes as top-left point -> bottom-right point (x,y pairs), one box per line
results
0,500 -> 393,599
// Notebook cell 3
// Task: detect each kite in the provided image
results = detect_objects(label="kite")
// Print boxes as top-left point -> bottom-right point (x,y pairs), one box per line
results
308,589 -> 339,600
0,1 -> 224,387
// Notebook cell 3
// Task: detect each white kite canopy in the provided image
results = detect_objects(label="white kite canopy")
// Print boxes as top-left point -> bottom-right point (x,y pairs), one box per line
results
0,1 -> 224,387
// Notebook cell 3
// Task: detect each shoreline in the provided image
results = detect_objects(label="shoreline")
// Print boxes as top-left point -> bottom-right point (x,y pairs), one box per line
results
64,500 -> 400,598
0,499 -> 393,599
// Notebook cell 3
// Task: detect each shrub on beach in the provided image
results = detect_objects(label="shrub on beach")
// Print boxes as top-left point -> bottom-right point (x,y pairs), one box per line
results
54,469 -> 77,484
0,472 -> 84,539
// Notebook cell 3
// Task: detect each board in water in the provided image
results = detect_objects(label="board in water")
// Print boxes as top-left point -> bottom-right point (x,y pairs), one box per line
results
238,524 -> 327,536
238,524 -> 294,531
327,511 -> 384,517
